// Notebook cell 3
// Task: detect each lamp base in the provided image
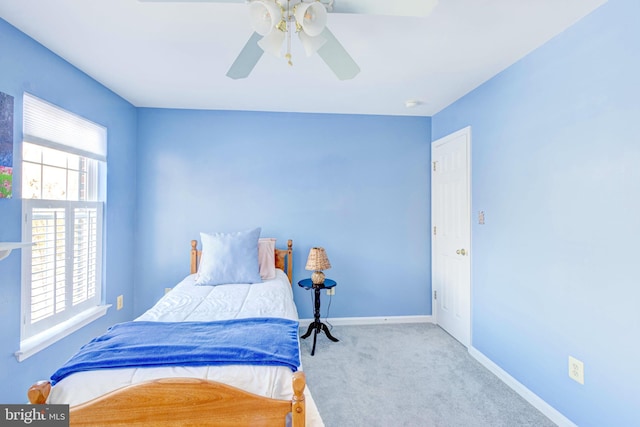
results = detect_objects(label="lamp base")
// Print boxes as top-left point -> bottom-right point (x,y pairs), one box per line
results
311,271 -> 325,285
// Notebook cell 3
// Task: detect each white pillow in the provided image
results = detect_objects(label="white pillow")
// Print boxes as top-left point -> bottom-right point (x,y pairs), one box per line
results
195,227 -> 262,286
258,238 -> 277,280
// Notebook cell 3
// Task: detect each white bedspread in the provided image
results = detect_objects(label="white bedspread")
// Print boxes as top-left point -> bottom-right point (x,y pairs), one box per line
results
137,270 -> 299,322
47,270 -> 324,426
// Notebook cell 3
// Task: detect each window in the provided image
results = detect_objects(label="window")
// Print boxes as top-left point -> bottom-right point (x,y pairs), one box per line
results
18,94 -> 107,361
22,142 -> 98,201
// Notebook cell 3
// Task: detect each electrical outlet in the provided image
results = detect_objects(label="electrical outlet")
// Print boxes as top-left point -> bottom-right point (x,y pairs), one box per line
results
165,288 -> 172,295
117,295 -> 124,310
568,356 -> 584,384
326,287 -> 335,296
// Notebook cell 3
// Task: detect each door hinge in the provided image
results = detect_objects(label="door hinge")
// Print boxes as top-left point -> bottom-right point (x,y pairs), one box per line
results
433,226 -> 437,236
434,290 -> 437,300
432,161 -> 437,172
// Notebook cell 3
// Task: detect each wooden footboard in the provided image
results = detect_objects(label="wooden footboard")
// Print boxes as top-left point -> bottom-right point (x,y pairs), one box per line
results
29,372 -> 306,426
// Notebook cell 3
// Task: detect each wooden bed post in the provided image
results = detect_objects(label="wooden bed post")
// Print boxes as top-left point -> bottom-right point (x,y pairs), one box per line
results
28,380 -> 51,404
285,239 -> 293,283
190,239 -> 198,275
291,371 -> 306,427
264,239 -> 294,285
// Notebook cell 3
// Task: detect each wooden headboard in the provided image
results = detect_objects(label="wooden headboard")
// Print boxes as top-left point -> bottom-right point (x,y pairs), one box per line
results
190,239 -> 294,285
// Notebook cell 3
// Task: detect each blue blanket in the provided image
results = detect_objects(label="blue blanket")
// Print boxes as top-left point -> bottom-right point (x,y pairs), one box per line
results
50,317 -> 300,385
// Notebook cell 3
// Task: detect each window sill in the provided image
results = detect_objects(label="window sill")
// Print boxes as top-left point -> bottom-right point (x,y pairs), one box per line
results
15,305 -> 111,362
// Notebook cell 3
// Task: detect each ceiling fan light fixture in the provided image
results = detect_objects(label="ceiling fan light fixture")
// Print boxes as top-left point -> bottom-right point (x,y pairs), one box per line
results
249,0 -> 283,36
229,0 -> 359,79
275,18 -> 288,33
294,2 -> 327,37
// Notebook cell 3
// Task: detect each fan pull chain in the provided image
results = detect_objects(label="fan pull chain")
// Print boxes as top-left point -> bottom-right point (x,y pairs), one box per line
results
286,0 -> 293,66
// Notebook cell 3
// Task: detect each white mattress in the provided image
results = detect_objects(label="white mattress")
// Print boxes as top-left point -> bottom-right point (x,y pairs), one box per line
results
48,270 -> 324,426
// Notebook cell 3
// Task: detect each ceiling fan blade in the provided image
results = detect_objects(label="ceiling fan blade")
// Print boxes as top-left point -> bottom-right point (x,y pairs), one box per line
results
226,32 -> 264,80
138,0 -> 244,3
320,0 -> 438,17
316,27 -> 360,81
138,0 -> 438,17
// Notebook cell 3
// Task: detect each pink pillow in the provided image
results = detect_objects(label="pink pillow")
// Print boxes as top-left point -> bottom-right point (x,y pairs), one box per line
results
258,238 -> 277,280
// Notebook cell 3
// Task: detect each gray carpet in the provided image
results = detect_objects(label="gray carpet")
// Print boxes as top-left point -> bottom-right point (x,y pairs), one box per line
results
299,322 -> 556,427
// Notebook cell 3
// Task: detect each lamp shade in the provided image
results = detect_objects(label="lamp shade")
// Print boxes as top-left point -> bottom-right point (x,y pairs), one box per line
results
305,247 -> 331,271
249,0 -> 282,36
294,2 -> 327,37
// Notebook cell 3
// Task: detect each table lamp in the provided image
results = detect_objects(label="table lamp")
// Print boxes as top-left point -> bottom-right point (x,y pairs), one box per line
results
305,247 -> 331,285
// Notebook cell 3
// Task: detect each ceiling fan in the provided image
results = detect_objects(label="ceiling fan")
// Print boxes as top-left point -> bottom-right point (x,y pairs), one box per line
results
138,0 -> 438,80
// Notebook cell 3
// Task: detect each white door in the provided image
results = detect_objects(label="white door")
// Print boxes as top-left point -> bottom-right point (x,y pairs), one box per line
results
431,126 -> 471,347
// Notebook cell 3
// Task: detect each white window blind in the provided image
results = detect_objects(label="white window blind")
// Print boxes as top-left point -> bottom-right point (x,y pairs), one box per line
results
19,93 -> 107,358
23,93 -> 107,162
29,206 -> 66,325
23,201 -> 103,337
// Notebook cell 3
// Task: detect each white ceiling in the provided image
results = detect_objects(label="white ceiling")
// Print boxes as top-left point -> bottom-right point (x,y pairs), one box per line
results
0,0 -> 606,116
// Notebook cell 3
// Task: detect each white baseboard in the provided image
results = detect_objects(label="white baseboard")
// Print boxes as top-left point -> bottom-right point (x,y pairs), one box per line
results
299,315 -> 433,327
468,346 -> 577,427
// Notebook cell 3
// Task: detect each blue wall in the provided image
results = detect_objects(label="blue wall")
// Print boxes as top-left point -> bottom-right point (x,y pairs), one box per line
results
135,109 -> 432,319
0,19 -> 138,403
432,0 -> 640,425
2,0 -> 636,423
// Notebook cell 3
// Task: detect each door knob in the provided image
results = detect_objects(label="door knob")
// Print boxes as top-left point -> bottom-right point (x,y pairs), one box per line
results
456,248 -> 467,256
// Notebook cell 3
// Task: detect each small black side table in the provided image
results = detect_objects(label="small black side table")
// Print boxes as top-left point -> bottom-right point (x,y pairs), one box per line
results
298,278 -> 339,356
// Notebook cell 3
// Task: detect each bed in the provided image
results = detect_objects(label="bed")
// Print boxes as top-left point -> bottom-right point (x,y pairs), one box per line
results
28,231 -> 323,427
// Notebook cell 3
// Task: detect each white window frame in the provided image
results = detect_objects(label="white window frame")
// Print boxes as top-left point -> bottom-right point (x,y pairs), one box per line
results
16,94 -> 109,362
